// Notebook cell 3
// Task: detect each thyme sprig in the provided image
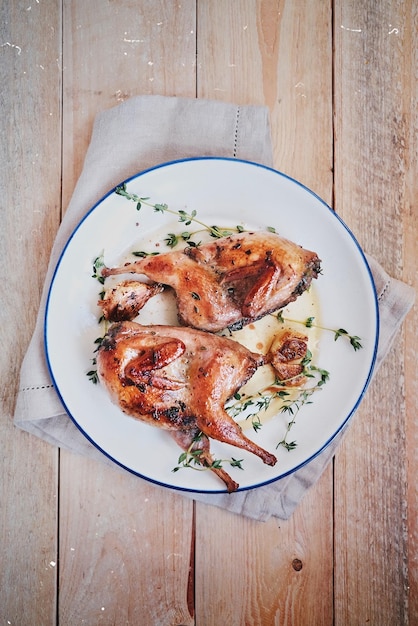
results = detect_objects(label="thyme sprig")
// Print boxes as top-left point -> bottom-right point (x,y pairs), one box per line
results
226,353 -> 330,450
227,388 -> 291,429
86,258 -> 109,383
131,250 -> 160,258
172,431 -> 244,473
115,183 -> 237,240
92,253 -> 106,288
276,312 -> 363,351
132,231 -> 203,255
86,335 -> 106,384
164,231 -> 204,249
277,388 -> 317,451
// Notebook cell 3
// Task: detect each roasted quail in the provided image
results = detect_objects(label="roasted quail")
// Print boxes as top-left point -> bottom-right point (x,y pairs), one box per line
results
102,231 -> 320,332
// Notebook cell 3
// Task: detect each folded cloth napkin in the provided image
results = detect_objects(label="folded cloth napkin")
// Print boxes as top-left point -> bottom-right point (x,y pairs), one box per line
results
14,95 -> 415,521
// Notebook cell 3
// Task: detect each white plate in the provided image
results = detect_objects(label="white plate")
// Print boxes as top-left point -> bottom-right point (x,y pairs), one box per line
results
45,157 -> 378,493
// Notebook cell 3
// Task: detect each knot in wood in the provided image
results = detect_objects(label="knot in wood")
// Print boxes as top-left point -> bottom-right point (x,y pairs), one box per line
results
292,558 -> 303,571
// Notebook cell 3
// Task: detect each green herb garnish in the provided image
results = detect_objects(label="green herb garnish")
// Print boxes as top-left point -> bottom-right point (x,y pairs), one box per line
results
114,182 -> 256,246
92,253 -> 105,284
172,431 -> 244,473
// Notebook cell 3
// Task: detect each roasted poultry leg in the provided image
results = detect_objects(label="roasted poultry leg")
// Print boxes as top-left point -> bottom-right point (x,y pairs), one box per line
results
170,427 -> 239,493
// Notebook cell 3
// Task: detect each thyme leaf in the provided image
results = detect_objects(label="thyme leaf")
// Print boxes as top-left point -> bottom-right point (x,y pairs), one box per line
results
165,233 -> 179,248
87,262 -> 109,385
333,328 -> 363,351
86,368 -> 99,384
86,333 -> 107,384
131,250 -> 160,258
92,253 -> 106,284
171,431 -> 244,473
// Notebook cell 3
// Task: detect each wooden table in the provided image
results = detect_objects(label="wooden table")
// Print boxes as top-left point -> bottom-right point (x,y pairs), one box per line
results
1,2 -> 416,624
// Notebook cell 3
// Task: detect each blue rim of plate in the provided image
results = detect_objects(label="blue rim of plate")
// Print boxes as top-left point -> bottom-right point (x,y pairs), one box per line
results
44,156 -> 379,493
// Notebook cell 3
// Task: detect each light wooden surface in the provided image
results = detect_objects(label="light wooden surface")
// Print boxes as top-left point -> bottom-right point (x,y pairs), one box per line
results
1,1 -> 416,624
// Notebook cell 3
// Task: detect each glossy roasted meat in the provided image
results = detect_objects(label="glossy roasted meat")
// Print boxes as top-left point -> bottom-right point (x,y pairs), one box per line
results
97,321 -> 278,491
102,231 -> 321,331
98,280 -> 164,321
268,329 -> 309,386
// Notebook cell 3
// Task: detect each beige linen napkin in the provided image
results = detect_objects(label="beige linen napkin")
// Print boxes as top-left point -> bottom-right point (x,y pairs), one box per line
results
14,95 -> 415,521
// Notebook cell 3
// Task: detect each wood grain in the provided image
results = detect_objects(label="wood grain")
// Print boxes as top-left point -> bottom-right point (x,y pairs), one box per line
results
198,0 -> 333,198
195,2 -> 334,623
61,0 -> 197,209
0,1 -> 61,623
333,0 -> 416,623
58,454 -> 194,625
195,472 -> 333,626
402,4 -> 418,622
57,2 -> 197,623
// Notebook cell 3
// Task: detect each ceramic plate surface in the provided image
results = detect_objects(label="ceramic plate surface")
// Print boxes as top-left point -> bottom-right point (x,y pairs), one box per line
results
45,157 -> 378,493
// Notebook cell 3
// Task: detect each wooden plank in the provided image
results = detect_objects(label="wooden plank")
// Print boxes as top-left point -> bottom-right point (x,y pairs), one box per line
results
197,0 -> 333,198
58,1 -> 197,623
333,1 -> 415,622
194,473 -> 333,626
402,5 -> 418,623
0,0 -> 61,623
58,454 -> 195,625
61,0 -> 197,209
195,2 -> 334,623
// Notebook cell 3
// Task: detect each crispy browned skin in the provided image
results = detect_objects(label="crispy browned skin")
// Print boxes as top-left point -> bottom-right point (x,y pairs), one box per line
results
98,280 -> 164,321
102,231 -> 321,331
97,321 -> 277,491
267,329 -> 309,386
